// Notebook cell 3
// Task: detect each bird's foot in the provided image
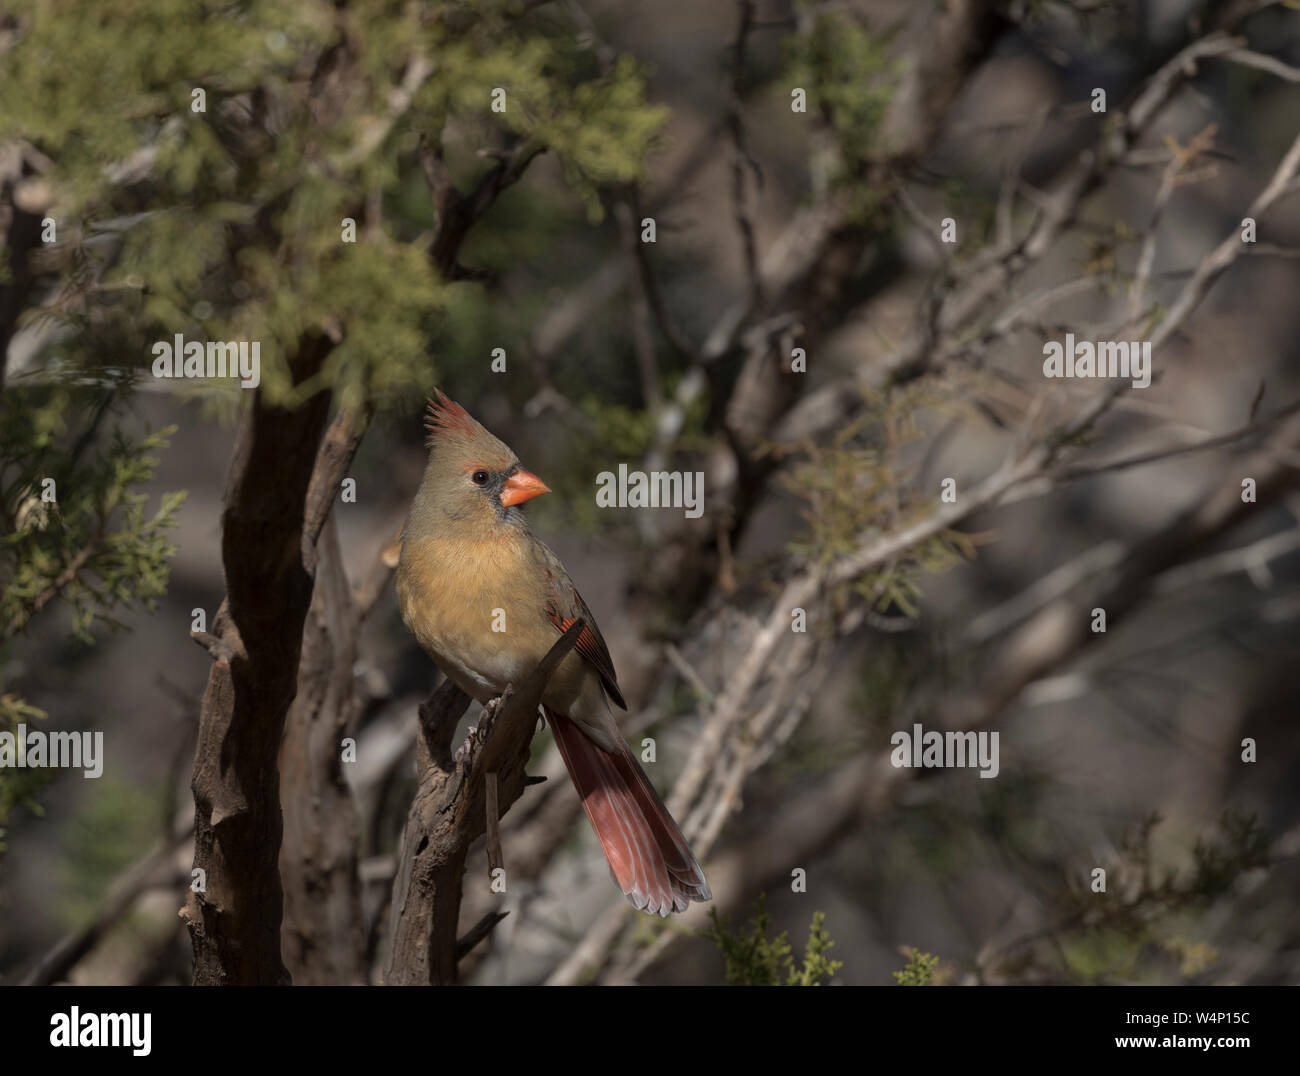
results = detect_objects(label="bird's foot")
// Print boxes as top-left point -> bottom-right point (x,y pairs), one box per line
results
476,694 -> 506,741
454,693 -> 509,767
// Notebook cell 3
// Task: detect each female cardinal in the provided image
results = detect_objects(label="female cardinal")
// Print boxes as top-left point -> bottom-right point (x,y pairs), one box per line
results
396,391 -> 711,916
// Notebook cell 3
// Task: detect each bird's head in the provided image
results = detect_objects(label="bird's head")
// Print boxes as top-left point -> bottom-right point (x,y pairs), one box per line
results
419,390 -> 550,524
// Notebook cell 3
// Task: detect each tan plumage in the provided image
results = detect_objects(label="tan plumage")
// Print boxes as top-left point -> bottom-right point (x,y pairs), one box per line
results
396,392 -> 710,915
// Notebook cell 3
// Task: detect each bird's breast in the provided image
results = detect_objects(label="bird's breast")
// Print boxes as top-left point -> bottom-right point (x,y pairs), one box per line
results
396,531 -> 554,701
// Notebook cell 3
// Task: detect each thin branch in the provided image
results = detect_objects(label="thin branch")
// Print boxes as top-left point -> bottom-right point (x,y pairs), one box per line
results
623,186 -> 699,362
455,911 -> 509,960
1129,124 -> 1219,322
728,0 -> 764,312
1048,398 -> 1300,484
331,55 -> 434,171
1153,525 -> 1300,594
1218,47 -> 1300,82
1,536 -> 99,642
484,771 -> 504,875
615,197 -> 665,413
664,642 -> 716,703
423,135 -> 546,277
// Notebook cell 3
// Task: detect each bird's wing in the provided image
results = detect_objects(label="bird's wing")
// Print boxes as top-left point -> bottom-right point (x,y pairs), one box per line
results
534,540 -> 627,710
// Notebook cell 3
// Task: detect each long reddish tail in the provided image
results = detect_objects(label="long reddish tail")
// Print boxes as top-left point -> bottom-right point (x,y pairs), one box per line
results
546,706 -> 711,916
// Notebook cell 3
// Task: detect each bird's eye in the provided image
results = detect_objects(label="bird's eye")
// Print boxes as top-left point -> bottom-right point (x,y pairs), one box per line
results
471,470 -> 490,486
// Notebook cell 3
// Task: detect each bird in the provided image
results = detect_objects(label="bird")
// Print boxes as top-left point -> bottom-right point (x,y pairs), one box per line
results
395,390 -> 711,917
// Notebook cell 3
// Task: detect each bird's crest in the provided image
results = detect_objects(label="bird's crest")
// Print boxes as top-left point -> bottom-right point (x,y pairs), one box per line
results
424,390 -> 479,445
422,390 -> 516,470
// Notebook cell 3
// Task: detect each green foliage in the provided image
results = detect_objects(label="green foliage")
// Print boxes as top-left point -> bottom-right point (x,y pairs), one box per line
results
1080,218 -> 1138,284
1016,812 -> 1272,984
0,2 -> 298,201
580,395 -> 660,457
436,38 -> 667,221
0,696 -> 49,855
778,384 -> 976,619
704,897 -> 843,986
787,911 -> 842,986
0,388 -> 183,854
538,386 -> 710,537
0,0 -> 667,410
1,397 -> 185,644
892,947 -> 940,985
58,775 -> 159,927
785,5 -> 893,216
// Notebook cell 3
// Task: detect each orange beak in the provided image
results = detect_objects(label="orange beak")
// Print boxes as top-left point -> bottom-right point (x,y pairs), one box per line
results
500,468 -> 550,507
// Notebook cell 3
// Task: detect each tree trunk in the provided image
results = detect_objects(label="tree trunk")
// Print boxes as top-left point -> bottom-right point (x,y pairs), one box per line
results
184,334 -> 334,985
279,513 -> 367,984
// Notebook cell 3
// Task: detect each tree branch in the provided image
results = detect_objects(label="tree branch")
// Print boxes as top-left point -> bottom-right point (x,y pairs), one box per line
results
384,621 -> 584,984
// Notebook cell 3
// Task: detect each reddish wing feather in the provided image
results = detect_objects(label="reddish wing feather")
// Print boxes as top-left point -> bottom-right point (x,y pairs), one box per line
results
538,561 -> 625,709
549,610 -> 626,710
547,707 -> 707,916
533,537 -> 626,708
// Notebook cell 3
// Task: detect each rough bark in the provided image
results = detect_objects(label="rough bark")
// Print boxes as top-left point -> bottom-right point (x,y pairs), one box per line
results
279,514 -> 367,984
183,333 -> 335,985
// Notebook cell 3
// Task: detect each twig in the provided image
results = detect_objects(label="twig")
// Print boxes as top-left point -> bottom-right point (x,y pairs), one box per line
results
1129,124 -> 1218,322
1153,525 -> 1300,594
623,186 -> 699,362
331,55 -> 434,171
1047,398 -> 1300,484
188,629 -> 239,664
1,538 -> 99,642
455,911 -> 509,960
1218,48 -> 1300,82
963,540 -> 1127,645
485,771 -> 503,875
728,0 -> 764,312
664,642 -> 715,703
615,197 -> 665,414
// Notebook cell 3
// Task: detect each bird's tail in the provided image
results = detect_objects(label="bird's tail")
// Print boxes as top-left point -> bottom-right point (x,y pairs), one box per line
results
545,706 -> 711,917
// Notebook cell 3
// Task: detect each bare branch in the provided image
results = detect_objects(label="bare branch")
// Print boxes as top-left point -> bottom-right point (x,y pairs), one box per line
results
384,621 -> 584,984
1218,47 -> 1300,82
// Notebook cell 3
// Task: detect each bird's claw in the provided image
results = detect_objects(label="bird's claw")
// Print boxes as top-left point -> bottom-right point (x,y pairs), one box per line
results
458,697 -> 503,762
477,692 -> 510,739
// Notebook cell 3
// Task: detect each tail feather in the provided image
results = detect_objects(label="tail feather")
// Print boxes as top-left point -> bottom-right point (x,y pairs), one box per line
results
546,706 -> 711,916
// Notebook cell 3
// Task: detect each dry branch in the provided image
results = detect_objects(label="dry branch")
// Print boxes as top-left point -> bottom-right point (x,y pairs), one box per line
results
384,620 -> 584,984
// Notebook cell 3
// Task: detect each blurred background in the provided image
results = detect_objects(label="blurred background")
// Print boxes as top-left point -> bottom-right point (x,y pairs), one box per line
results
2,0 -> 1299,985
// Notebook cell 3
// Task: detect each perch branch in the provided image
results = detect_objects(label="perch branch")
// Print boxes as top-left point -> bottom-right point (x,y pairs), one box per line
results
383,620 -> 584,984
